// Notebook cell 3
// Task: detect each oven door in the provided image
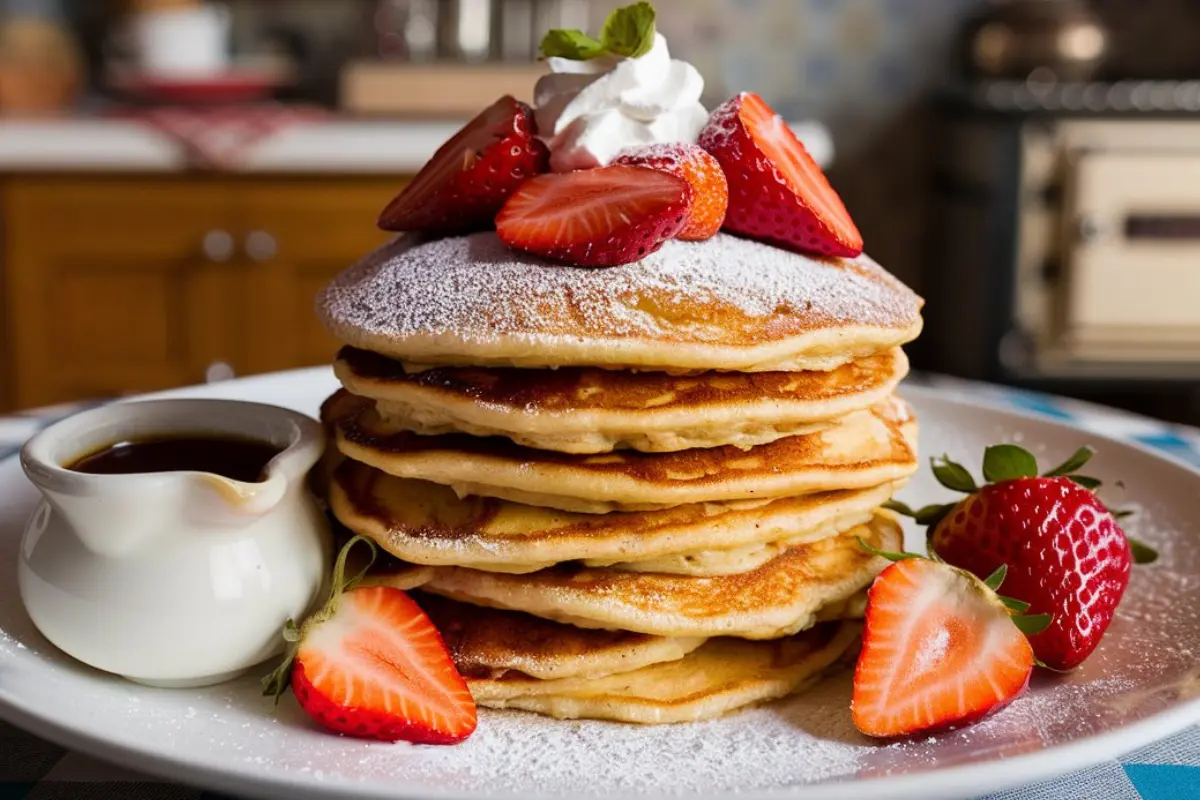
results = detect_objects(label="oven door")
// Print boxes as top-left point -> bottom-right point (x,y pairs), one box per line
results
1057,150 -> 1200,366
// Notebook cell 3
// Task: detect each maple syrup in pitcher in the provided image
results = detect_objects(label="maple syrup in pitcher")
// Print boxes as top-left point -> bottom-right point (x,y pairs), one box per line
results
68,435 -> 282,483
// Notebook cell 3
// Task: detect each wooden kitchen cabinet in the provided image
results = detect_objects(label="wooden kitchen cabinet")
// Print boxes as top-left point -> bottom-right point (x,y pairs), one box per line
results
0,175 -> 402,410
234,181 -> 399,372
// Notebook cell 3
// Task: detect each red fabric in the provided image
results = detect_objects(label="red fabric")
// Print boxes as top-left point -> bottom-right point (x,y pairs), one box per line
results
113,105 -> 330,169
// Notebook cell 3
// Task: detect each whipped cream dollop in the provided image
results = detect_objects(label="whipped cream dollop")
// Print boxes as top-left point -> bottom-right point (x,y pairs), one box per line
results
534,33 -> 708,173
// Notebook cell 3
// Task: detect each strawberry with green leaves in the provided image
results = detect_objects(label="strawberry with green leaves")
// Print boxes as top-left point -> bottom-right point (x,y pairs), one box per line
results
889,444 -> 1156,671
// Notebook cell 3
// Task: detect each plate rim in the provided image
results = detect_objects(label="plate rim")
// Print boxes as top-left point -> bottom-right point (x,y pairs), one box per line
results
0,369 -> 1197,800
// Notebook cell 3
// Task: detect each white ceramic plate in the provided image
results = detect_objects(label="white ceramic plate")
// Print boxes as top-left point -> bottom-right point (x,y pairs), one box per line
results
0,368 -> 1197,800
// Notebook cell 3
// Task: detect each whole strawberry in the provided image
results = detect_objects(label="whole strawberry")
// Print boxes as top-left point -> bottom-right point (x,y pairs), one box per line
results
378,95 -> 549,234
890,444 -> 1156,671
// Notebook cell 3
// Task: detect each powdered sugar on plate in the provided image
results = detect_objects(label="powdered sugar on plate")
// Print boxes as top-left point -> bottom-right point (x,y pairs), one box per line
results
0,385 -> 1198,800
317,233 -> 921,346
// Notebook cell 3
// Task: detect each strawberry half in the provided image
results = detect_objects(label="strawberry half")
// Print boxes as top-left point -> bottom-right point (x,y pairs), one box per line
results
889,445 -> 1156,671
263,537 -> 477,744
495,164 -> 692,267
378,95 -> 549,234
698,92 -> 862,258
613,143 -> 728,241
852,554 -> 1041,738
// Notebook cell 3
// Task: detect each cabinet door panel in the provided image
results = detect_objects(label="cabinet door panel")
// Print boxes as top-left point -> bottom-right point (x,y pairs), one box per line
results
3,179 -> 236,408
237,180 -> 400,371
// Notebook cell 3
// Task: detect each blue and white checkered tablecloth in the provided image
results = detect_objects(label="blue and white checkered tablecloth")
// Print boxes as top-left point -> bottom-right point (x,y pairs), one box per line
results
1,379 -> 1198,800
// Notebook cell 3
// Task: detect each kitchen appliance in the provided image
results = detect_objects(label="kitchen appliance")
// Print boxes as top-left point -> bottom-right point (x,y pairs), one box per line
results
925,80 -> 1200,423
960,0 -> 1110,82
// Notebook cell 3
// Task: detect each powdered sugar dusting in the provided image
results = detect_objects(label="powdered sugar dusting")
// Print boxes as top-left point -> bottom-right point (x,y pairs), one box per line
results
317,232 -> 921,347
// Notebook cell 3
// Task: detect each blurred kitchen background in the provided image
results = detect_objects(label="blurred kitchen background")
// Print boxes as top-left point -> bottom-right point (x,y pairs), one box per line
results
0,0 -> 1198,426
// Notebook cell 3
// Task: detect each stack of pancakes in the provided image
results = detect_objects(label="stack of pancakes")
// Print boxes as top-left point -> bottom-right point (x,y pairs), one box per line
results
315,231 -> 923,725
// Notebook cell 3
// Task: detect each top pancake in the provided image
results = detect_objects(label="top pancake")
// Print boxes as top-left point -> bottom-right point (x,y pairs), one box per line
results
317,232 -> 923,372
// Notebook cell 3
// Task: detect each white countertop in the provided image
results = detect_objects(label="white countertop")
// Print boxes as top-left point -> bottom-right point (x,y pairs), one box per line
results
0,118 -> 834,174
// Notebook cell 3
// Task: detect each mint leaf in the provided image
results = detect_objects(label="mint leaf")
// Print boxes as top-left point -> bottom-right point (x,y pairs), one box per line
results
982,444 -> 1039,483
601,1 -> 656,58
540,28 -> 606,60
931,455 -> 977,493
1043,445 -> 1095,477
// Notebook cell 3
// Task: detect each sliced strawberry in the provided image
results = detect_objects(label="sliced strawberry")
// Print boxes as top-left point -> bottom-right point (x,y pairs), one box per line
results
852,557 -> 1034,738
264,538 -> 477,744
698,92 -> 862,257
613,143 -> 728,240
495,164 -> 692,267
378,95 -> 549,234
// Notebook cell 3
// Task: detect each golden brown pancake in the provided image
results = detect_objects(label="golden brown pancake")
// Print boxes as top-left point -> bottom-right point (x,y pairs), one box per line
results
465,621 -> 863,724
317,232 -> 923,372
329,458 -> 899,574
323,391 -> 918,513
413,593 -> 705,681
355,554 -> 433,591
419,513 -> 901,639
334,346 -> 909,453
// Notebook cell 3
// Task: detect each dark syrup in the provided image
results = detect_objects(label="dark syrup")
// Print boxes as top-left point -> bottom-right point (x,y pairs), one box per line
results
67,435 -> 282,483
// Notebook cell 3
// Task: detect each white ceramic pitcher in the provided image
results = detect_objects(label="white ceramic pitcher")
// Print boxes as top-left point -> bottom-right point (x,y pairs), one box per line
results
18,399 -> 331,688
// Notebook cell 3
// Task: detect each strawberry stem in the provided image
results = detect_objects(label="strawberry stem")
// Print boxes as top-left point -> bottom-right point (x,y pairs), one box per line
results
983,564 -> 1007,592
1043,446 -> 1095,477
1012,613 -> 1053,636
930,455 -> 977,493
883,499 -> 955,528
1128,536 -> 1159,565
1000,596 -> 1031,613
261,535 -> 380,703
982,444 -> 1039,483
856,536 -> 921,562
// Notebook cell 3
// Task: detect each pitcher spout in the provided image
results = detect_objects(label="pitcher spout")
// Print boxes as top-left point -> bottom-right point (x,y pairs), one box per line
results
186,472 -> 289,525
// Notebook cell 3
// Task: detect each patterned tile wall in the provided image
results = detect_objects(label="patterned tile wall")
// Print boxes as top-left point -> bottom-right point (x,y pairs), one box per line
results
586,0 -> 990,290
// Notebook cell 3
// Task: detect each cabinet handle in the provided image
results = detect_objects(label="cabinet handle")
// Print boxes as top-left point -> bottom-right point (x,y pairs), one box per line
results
202,229 -> 235,262
1074,213 -> 1106,244
205,361 -> 236,383
245,230 -> 278,262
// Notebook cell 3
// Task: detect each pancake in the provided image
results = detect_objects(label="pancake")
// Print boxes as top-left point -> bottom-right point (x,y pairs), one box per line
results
335,347 -> 909,454
414,593 -> 705,682
317,232 -> 923,373
419,513 -> 901,639
358,559 -> 434,591
330,458 -> 899,574
467,621 -> 862,724
324,391 -> 918,513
